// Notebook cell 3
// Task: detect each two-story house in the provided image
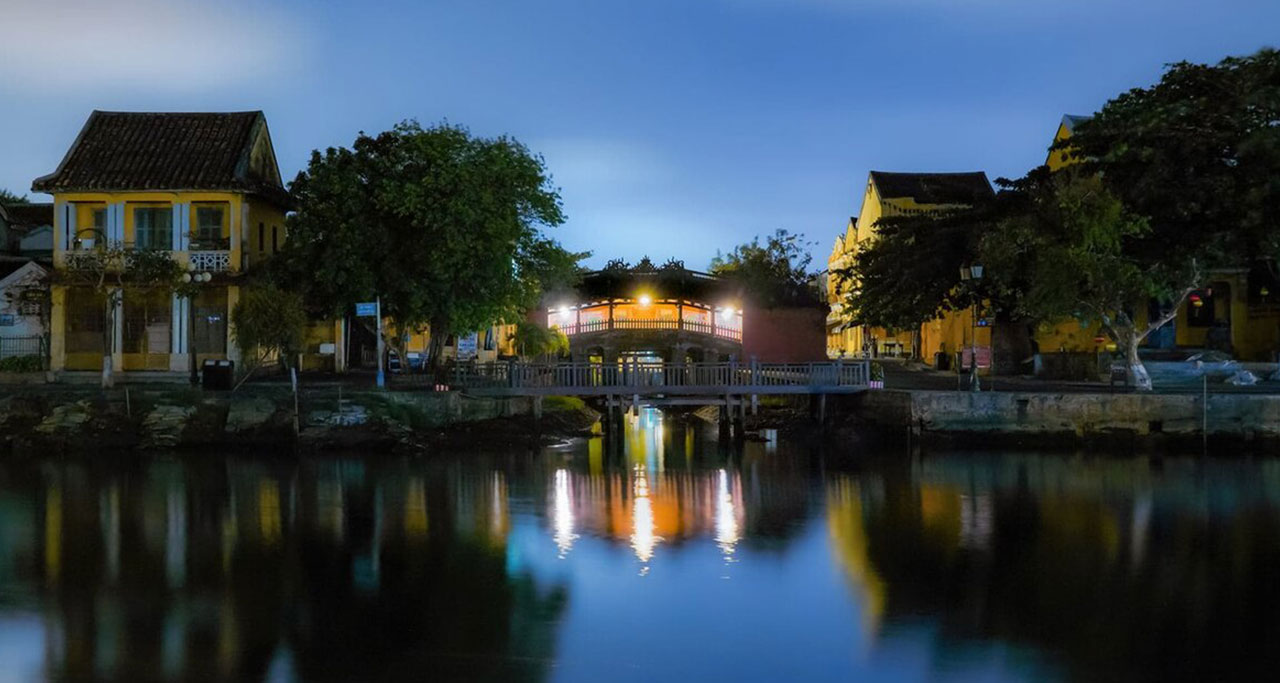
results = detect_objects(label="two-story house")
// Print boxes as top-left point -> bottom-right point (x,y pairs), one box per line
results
828,171 -> 994,362
33,111 -> 291,374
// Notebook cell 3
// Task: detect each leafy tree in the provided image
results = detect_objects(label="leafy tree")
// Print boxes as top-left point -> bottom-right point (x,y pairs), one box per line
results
981,170 -> 1168,387
230,284 -> 307,387
710,229 -> 822,307
275,120 -> 583,377
836,209 -> 982,358
996,49 -> 1280,389
509,320 -> 569,361
0,189 -> 29,205
60,247 -> 184,387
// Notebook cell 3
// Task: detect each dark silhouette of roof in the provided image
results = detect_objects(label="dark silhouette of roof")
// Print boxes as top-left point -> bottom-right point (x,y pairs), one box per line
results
2,203 -> 52,228
32,111 -> 291,208
869,171 -> 993,205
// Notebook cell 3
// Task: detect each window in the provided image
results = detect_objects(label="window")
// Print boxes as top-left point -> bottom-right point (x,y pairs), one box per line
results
258,223 -> 265,252
483,328 -> 495,351
18,300 -> 41,317
194,206 -> 225,248
133,206 -> 173,250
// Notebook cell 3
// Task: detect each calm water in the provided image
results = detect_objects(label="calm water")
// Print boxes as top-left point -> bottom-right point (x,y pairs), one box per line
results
2,411 -> 1280,682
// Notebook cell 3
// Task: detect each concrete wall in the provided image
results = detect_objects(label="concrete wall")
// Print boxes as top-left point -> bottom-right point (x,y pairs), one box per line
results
846,389 -> 1280,442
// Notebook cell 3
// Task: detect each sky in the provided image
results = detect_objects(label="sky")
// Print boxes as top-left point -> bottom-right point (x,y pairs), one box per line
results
1,0 -> 1278,270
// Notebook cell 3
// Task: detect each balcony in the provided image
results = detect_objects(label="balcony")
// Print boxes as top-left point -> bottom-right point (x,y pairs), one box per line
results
189,236 -> 232,272
557,317 -> 742,342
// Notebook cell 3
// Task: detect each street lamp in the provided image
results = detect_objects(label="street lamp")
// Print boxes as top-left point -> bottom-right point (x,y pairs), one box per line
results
960,264 -> 984,392
181,266 -> 213,386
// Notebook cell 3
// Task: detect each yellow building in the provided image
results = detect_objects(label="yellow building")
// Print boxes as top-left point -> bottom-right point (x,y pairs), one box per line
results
827,171 -> 994,364
33,111 -> 292,374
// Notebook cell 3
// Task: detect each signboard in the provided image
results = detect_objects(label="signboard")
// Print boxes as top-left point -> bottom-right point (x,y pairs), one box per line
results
960,346 -> 993,369
356,302 -> 377,317
456,332 -> 479,360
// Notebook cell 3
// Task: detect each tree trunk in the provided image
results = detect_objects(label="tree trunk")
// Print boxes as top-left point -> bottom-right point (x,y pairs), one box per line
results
427,322 -> 449,383
1126,333 -> 1152,391
100,295 -> 116,388
991,319 -> 1034,376
910,328 -> 922,360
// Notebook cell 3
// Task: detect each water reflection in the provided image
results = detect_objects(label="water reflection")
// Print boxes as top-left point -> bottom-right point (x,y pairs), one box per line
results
2,412 -> 1280,681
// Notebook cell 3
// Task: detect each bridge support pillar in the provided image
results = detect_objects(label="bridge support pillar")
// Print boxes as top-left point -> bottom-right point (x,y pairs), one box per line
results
718,400 -> 731,442
732,395 -> 746,444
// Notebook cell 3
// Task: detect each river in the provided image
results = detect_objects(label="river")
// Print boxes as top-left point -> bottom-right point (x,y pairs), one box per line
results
1,408 -> 1278,682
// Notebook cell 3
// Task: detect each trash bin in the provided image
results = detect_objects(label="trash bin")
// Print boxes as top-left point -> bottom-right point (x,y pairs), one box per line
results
934,351 -> 950,371
201,359 -> 234,390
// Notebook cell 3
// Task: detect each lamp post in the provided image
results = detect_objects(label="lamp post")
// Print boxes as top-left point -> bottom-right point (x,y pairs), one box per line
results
180,266 -> 213,386
960,264 -> 984,392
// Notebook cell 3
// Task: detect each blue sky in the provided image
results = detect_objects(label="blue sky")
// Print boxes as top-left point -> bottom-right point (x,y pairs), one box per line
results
1,0 -> 1277,269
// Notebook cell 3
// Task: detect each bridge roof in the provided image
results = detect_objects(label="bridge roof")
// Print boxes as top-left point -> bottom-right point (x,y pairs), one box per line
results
570,262 -> 738,304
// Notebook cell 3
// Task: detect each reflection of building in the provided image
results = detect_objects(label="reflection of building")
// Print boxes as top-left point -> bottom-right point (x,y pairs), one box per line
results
35,111 -> 292,373
827,172 -> 994,361
546,259 -> 743,363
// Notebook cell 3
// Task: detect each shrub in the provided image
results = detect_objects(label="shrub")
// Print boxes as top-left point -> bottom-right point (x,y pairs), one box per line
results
0,355 -> 42,373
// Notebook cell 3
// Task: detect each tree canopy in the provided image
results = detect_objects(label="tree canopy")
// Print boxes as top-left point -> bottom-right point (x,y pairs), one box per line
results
274,120 -> 584,372
709,229 -> 822,307
231,284 -> 308,383
835,48 -> 1280,389
0,189 -> 29,205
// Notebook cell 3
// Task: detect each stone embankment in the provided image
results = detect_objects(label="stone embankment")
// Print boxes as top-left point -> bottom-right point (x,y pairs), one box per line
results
0,387 -> 598,456
836,389 -> 1280,449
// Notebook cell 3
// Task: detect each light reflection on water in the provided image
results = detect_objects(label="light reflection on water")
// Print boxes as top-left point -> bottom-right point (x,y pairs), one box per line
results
1,407 -> 1280,681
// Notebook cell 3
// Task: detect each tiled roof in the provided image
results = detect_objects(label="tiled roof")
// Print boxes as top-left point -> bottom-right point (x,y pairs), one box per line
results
32,111 -> 291,208
2,203 -> 53,228
869,171 -> 993,205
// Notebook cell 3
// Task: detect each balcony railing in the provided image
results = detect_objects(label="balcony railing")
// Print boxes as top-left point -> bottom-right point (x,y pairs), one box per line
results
188,250 -> 232,272
557,318 -> 742,342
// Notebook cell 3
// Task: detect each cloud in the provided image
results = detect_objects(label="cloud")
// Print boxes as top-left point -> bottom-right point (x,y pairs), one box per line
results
0,0 -> 307,92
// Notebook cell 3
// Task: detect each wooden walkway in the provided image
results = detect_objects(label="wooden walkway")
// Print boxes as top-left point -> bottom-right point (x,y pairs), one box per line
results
449,360 -> 871,397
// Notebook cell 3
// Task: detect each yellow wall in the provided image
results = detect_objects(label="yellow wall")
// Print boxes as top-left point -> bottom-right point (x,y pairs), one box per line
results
1046,122 -> 1077,172
827,176 -> 985,361
49,190 -> 283,374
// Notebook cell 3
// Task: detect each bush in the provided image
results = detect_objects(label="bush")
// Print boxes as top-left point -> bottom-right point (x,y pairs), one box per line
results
870,362 -> 885,381
0,355 -> 42,372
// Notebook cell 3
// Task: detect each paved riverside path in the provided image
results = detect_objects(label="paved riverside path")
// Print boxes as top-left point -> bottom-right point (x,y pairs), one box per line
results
448,360 -> 872,397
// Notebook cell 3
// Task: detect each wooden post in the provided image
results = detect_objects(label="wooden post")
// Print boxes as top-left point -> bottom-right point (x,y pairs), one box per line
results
719,399 -> 731,442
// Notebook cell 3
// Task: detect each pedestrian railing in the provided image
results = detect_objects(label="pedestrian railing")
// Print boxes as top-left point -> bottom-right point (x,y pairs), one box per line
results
0,336 -> 45,360
450,360 -> 870,394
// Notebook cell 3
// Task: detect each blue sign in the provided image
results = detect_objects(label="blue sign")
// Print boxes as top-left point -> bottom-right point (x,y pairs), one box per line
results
356,302 -> 377,317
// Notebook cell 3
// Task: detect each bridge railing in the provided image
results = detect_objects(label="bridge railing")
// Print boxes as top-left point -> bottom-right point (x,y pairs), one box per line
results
450,360 -> 869,391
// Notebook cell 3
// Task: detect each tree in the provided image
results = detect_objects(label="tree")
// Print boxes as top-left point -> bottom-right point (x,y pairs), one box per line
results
509,320 -> 568,361
710,229 -> 822,307
995,49 -> 1280,390
230,284 -> 307,387
981,170 -> 1170,387
836,209 -> 982,359
0,189 -> 29,205
275,120 -> 583,378
60,247 -> 184,387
